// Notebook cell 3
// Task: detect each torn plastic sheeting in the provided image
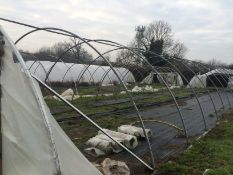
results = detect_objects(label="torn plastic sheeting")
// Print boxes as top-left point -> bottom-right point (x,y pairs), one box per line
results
118,125 -> 152,138
101,158 -> 130,175
98,129 -> 138,149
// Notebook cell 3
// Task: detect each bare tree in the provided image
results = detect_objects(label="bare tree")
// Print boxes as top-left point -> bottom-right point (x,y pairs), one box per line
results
32,39 -> 93,63
129,20 -> 187,66
207,58 -> 227,68
169,41 -> 187,59
141,20 -> 173,51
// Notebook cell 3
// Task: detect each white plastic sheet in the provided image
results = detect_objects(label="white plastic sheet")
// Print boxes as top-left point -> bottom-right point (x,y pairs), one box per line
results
1,26 -> 102,175
188,69 -> 233,88
98,129 -> 138,149
118,125 -> 152,138
26,61 -> 135,86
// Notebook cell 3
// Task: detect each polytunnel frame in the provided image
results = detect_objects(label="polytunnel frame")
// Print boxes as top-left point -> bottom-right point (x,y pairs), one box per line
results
182,59 -> 227,111
50,40 -> 189,144
58,46 -> 136,98
73,47 -> 145,93
51,45 -> 138,100
171,59 -> 219,115
22,52 -> 80,100
195,64 -> 233,107
37,54 -> 80,100
4,17 -> 232,171
14,25 -> 192,169
128,49 -> 208,130
195,63 -> 231,107
177,58 -> 232,115
197,65 -> 231,107
21,52 -> 51,83
218,68 -> 233,100
53,44 -> 143,95
13,26 -> 156,170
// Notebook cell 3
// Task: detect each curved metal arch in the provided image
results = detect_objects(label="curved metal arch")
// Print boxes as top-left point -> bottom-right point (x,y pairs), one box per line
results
14,26 -> 156,170
93,45 -> 190,144
2,16 -> 233,171
63,47 -> 143,97
206,67 -> 233,106
61,63 -> 96,87
211,68 -> 232,107
222,68 -> 233,95
173,59 -> 219,115
16,27 -> 190,145
80,42 -> 190,144
130,49 -> 208,130
198,65 -> 231,107
21,52 -> 53,85
87,65 -> 116,97
189,60 -> 226,110
45,55 -> 79,100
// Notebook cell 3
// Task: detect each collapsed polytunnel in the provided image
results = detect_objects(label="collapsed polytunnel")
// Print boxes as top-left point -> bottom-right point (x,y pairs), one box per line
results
188,68 -> 233,88
26,61 -> 136,86
141,71 -> 183,86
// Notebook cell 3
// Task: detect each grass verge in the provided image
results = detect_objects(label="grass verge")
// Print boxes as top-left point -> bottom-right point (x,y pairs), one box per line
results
157,108 -> 233,175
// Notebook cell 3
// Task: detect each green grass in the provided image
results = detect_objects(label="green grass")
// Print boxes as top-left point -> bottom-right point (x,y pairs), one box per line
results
45,85 -> 221,153
157,109 -> 233,175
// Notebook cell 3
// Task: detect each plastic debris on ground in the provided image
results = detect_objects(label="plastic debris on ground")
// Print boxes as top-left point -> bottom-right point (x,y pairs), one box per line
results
98,129 -> 138,149
94,158 -> 130,175
118,125 -> 152,138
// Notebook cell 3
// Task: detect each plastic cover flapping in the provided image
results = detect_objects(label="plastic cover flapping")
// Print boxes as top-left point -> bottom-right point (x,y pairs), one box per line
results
1,26 -> 102,175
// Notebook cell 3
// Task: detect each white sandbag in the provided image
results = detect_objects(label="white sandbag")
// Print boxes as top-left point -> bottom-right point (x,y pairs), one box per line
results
86,137 -> 114,154
101,158 -> 130,175
95,134 -> 123,153
61,88 -> 75,97
131,86 -> 142,92
98,129 -> 138,149
85,147 -> 106,157
118,125 -> 152,138
144,85 -> 158,92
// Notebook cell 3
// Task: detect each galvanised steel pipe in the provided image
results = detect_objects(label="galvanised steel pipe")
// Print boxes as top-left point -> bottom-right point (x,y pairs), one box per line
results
14,27 -> 156,170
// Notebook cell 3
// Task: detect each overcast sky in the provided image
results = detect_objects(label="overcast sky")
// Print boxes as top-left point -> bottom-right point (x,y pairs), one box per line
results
0,0 -> 232,64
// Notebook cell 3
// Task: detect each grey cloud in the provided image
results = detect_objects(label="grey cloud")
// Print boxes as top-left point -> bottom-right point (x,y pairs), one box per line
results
0,0 -> 232,63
